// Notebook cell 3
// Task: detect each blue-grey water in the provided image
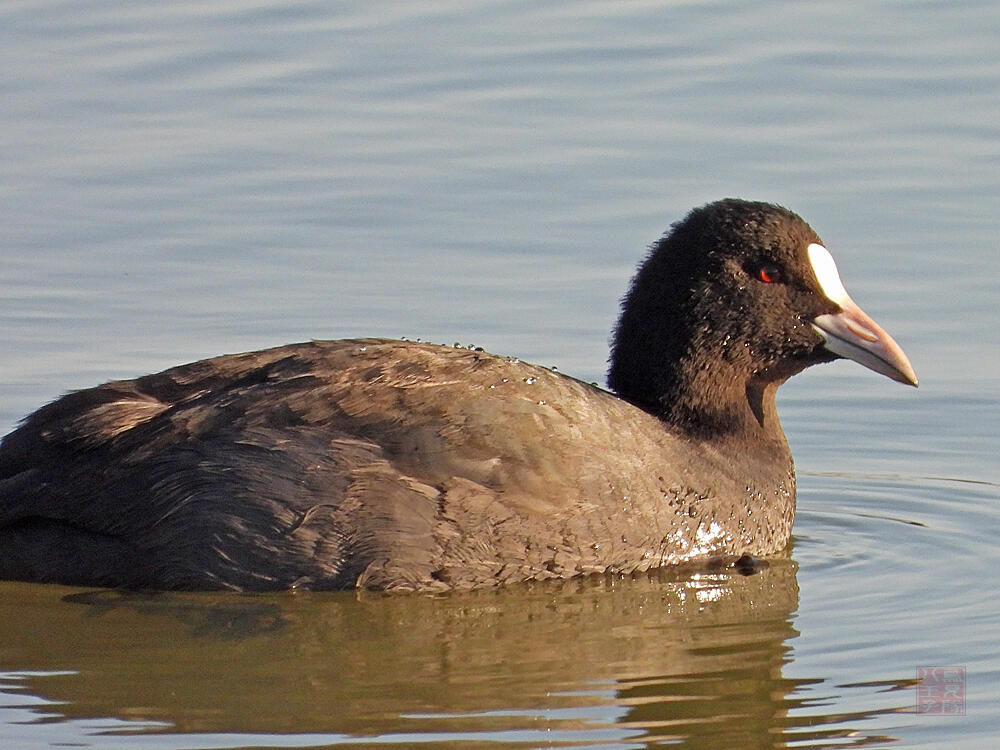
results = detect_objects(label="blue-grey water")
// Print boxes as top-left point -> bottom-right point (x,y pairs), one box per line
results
1,1 -> 998,748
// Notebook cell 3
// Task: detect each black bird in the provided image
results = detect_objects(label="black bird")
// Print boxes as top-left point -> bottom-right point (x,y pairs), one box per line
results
0,199 -> 917,591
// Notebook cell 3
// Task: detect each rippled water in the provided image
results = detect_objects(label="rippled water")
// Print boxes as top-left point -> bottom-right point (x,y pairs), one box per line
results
2,1 -> 998,748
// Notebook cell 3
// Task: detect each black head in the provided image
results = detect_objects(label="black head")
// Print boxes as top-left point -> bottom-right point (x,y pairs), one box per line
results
608,199 -> 916,437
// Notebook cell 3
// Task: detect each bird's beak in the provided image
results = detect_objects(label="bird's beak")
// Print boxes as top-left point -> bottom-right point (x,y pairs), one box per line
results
812,298 -> 918,386
807,243 -> 918,387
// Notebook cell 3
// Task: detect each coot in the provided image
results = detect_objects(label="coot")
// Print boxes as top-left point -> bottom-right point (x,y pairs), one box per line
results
0,199 -> 916,591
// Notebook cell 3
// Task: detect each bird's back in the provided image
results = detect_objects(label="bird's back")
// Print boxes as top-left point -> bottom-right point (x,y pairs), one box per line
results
0,339 -> 795,591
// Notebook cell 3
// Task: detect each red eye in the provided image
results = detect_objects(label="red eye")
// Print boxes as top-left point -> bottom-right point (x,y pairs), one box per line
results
757,265 -> 782,283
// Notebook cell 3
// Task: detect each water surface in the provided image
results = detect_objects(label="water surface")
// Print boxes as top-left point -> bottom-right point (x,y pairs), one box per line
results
1,1 -> 998,747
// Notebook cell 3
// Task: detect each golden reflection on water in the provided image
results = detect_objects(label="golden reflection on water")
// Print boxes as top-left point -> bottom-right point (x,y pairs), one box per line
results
0,562 -> 914,748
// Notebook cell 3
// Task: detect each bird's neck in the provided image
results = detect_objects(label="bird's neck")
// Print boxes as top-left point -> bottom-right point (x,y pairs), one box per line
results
624,352 -> 789,449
